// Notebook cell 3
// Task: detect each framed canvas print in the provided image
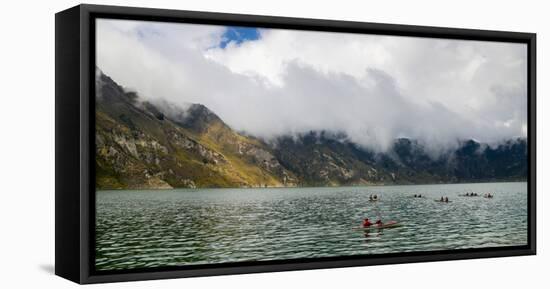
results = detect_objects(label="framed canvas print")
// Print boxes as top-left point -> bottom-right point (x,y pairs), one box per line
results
55,4 -> 536,284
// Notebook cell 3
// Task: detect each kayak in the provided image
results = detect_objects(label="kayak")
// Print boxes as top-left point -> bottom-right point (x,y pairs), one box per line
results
435,200 -> 452,203
353,221 -> 401,230
368,199 -> 379,202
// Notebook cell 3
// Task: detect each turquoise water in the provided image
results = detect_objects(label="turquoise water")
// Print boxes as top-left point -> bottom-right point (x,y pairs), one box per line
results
95,182 -> 527,271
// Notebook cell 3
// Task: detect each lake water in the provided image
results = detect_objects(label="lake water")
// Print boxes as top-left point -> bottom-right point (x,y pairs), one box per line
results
96,182 -> 527,271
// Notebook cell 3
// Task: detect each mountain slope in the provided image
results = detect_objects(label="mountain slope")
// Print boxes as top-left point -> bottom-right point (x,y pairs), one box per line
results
95,72 -> 296,189
95,70 -> 527,189
273,134 -> 527,186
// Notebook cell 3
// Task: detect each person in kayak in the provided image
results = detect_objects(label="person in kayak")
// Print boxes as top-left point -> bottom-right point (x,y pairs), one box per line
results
375,219 -> 383,226
440,196 -> 444,202
444,197 -> 449,203
363,218 -> 373,227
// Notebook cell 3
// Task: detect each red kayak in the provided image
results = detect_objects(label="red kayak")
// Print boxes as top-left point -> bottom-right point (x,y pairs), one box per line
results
353,221 -> 401,230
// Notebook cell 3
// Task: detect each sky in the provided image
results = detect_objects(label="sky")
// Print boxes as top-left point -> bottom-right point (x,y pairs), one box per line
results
218,27 -> 260,48
96,19 -> 528,153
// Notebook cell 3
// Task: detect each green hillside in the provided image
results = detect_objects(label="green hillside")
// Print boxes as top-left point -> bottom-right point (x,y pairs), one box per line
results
95,72 -> 297,190
95,71 -> 527,190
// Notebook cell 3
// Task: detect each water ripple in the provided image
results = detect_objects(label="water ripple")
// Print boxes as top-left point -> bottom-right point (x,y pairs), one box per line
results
96,182 -> 528,271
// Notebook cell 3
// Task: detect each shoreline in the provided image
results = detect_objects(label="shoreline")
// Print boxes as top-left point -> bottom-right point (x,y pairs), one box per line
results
96,179 -> 528,192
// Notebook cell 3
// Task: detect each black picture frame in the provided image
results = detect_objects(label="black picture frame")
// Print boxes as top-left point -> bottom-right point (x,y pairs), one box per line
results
55,4 -> 536,284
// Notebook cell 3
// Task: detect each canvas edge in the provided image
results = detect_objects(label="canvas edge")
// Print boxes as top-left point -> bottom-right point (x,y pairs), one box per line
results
55,4 -> 83,284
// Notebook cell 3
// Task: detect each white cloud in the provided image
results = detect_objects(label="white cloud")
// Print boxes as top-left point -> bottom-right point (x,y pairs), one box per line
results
96,19 -> 528,152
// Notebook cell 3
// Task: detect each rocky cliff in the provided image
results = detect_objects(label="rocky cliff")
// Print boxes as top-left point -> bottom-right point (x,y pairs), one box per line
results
95,71 -> 527,189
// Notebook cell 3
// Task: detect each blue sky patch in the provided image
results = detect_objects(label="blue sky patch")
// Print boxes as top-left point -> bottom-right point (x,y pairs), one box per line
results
219,27 -> 260,48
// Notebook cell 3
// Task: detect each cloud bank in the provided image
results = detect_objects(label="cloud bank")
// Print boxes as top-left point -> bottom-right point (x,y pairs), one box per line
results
96,19 -> 527,152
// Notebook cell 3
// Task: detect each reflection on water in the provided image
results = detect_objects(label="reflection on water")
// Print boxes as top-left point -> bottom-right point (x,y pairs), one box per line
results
96,182 -> 527,271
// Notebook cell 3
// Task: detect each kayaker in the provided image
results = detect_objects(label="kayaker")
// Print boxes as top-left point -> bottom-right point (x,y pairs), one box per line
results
375,219 -> 383,225
440,196 -> 444,202
363,218 -> 373,227
444,197 -> 449,203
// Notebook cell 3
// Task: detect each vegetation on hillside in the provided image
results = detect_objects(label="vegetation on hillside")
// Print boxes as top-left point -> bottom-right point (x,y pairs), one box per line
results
95,71 -> 527,190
